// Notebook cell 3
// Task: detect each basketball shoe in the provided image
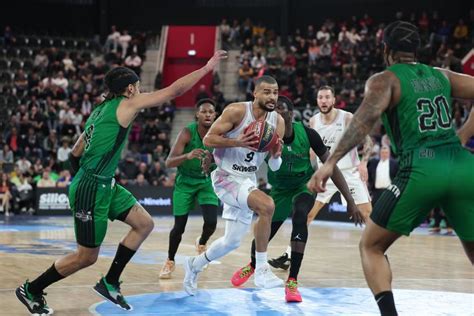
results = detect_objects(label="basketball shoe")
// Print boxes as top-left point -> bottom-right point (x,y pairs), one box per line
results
268,252 -> 291,270
159,259 -> 175,279
285,278 -> 302,302
93,277 -> 132,311
231,262 -> 254,286
16,281 -> 54,315
254,264 -> 283,288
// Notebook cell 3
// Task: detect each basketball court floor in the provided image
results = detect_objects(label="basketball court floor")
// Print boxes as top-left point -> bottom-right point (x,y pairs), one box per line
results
0,215 -> 472,315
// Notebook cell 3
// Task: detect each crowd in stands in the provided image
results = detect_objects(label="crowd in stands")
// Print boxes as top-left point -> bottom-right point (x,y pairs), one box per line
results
226,12 -> 473,148
0,26 -> 175,215
227,11 -> 472,124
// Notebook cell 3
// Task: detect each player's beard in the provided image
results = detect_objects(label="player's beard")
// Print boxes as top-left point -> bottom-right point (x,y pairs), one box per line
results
319,104 -> 334,114
258,99 -> 275,112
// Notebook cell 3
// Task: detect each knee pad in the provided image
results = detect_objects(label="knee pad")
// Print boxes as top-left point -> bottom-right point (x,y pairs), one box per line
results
292,193 -> 314,226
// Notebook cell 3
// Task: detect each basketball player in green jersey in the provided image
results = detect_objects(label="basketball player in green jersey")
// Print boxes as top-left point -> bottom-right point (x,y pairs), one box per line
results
159,99 -> 219,279
15,50 -> 227,315
231,96 -> 364,302
309,21 -> 474,316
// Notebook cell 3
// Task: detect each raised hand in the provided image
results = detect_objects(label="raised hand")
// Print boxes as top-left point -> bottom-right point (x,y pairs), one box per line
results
205,50 -> 228,72
307,163 -> 334,194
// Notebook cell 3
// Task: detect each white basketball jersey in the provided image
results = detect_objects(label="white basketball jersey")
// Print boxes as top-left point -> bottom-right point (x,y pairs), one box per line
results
214,102 -> 278,177
311,109 -> 359,170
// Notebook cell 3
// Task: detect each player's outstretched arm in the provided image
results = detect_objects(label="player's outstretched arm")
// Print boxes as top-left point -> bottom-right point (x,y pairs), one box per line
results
203,103 -> 257,149
326,71 -> 393,167
344,113 -> 373,182
165,127 -> 207,168
117,51 -> 227,128
304,126 -> 353,198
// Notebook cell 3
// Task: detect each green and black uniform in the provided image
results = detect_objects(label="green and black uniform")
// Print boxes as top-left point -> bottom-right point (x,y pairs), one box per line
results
173,122 -> 218,215
372,63 -> 474,241
269,122 -> 326,221
69,96 -> 137,247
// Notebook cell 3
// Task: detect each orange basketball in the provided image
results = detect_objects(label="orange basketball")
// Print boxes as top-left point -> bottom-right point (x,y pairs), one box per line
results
244,120 -> 279,152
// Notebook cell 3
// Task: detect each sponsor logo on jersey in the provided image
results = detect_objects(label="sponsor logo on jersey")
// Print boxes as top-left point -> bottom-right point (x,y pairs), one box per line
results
232,164 -> 257,172
322,135 -> 337,146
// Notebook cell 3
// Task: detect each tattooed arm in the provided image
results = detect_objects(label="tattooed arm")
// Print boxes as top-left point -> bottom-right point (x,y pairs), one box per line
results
358,135 -> 373,182
345,112 -> 374,181
308,71 -> 395,194
326,72 -> 393,167
361,135 -> 374,162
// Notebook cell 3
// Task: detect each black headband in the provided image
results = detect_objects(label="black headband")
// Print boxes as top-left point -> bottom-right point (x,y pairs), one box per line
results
108,73 -> 139,92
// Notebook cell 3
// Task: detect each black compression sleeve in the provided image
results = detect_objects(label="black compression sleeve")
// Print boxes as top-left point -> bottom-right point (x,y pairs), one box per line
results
303,126 -> 327,157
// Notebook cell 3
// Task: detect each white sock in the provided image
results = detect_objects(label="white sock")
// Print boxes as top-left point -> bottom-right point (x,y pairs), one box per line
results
255,251 -> 267,270
286,245 -> 292,258
192,252 -> 210,271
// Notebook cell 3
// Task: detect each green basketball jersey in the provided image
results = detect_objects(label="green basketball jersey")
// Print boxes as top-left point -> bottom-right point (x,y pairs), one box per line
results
177,122 -> 214,182
268,122 -> 314,190
383,63 -> 459,155
80,96 -> 131,177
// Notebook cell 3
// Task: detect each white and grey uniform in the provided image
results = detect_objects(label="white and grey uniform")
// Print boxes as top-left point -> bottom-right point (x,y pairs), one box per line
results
212,102 -> 278,224
311,109 -> 370,205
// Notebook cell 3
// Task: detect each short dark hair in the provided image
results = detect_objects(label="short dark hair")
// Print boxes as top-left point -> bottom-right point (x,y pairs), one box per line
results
318,85 -> 335,96
277,95 -> 294,111
383,21 -> 420,54
195,98 -> 216,109
254,75 -> 278,89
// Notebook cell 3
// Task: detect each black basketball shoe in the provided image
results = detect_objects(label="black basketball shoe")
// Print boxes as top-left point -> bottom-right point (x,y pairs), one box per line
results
268,253 -> 291,270
16,281 -> 54,315
93,277 -> 132,311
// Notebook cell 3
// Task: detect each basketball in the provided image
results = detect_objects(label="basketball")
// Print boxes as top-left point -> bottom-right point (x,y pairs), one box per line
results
244,120 -> 279,152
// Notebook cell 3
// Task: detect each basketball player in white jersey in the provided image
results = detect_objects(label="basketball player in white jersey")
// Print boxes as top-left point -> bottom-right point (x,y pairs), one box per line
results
269,85 -> 372,270
183,75 -> 286,296
307,85 -> 373,222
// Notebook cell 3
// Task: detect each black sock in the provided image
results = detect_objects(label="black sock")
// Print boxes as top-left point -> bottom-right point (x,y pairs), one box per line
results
374,291 -> 397,316
105,243 -> 136,285
289,252 -> 303,280
28,263 -> 65,295
250,239 -> 256,269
